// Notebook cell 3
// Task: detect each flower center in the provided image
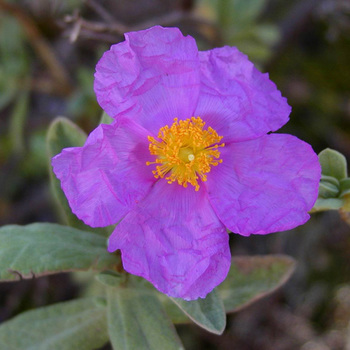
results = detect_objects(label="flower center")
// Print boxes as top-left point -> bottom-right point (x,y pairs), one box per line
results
146,117 -> 224,191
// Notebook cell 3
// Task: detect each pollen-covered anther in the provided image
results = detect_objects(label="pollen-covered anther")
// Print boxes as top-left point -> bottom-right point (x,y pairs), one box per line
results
146,117 -> 224,191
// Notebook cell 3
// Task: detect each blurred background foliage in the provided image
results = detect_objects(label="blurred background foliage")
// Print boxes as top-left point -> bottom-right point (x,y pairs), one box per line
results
0,0 -> 350,349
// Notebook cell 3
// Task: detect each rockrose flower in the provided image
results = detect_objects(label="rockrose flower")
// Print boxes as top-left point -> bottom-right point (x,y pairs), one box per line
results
52,26 -> 320,300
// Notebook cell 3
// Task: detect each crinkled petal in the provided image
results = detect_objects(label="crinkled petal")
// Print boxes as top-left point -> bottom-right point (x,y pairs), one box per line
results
94,26 -> 200,135
206,134 -> 321,235
195,47 -> 291,142
51,119 -> 155,227
108,181 -> 231,300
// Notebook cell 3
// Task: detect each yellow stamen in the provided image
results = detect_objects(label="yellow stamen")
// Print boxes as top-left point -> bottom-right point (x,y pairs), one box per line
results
146,117 -> 224,191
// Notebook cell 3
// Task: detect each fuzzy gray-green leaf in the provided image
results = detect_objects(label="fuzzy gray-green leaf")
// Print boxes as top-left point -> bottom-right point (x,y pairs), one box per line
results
0,223 -> 118,281
170,289 -> 226,335
311,198 -> 344,212
107,286 -> 183,350
319,148 -> 347,180
340,178 -> 350,197
318,181 -> 339,198
0,297 -> 108,350
46,117 -> 89,230
218,255 -> 296,313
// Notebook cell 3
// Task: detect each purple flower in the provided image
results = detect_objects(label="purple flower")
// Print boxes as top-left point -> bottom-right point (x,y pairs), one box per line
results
52,26 -> 321,300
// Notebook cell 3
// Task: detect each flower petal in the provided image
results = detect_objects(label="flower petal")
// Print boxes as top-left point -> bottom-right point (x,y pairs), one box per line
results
206,134 -> 321,235
108,181 -> 231,300
51,119 -> 155,227
94,26 -> 200,135
195,47 -> 291,142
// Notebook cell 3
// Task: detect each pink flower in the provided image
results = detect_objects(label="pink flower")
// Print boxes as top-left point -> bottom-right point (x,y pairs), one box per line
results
52,26 -> 321,300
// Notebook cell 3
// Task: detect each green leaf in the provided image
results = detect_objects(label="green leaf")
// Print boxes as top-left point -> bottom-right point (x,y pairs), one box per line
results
47,117 -> 87,157
46,117 -> 112,236
46,117 -> 89,230
158,297 -> 191,324
107,285 -> 184,350
96,270 -> 123,287
340,178 -> 350,197
311,198 -> 344,212
318,181 -> 339,198
0,223 -> 119,281
170,289 -> 226,335
218,255 -> 296,313
321,175 -> 340,187
319,148 -> 348,180
0,297 -> 108,350
99,111 -> 113,125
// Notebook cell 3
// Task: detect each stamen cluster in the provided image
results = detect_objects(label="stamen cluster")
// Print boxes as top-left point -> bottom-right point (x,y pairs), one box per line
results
147,117 -> 224,191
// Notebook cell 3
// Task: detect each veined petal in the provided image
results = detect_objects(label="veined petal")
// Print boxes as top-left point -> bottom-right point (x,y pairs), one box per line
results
108,181 -> 231,300
94,26 -> 200,135
207,134 -> 321,235
195,47 -> 291,142
51,119 -> 155,227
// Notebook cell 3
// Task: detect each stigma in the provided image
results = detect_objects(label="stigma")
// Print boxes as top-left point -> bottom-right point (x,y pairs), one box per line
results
146,117 -> 224,191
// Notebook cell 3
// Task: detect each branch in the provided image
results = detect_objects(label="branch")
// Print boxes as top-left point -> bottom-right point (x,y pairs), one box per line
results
63,10 -> 216,43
